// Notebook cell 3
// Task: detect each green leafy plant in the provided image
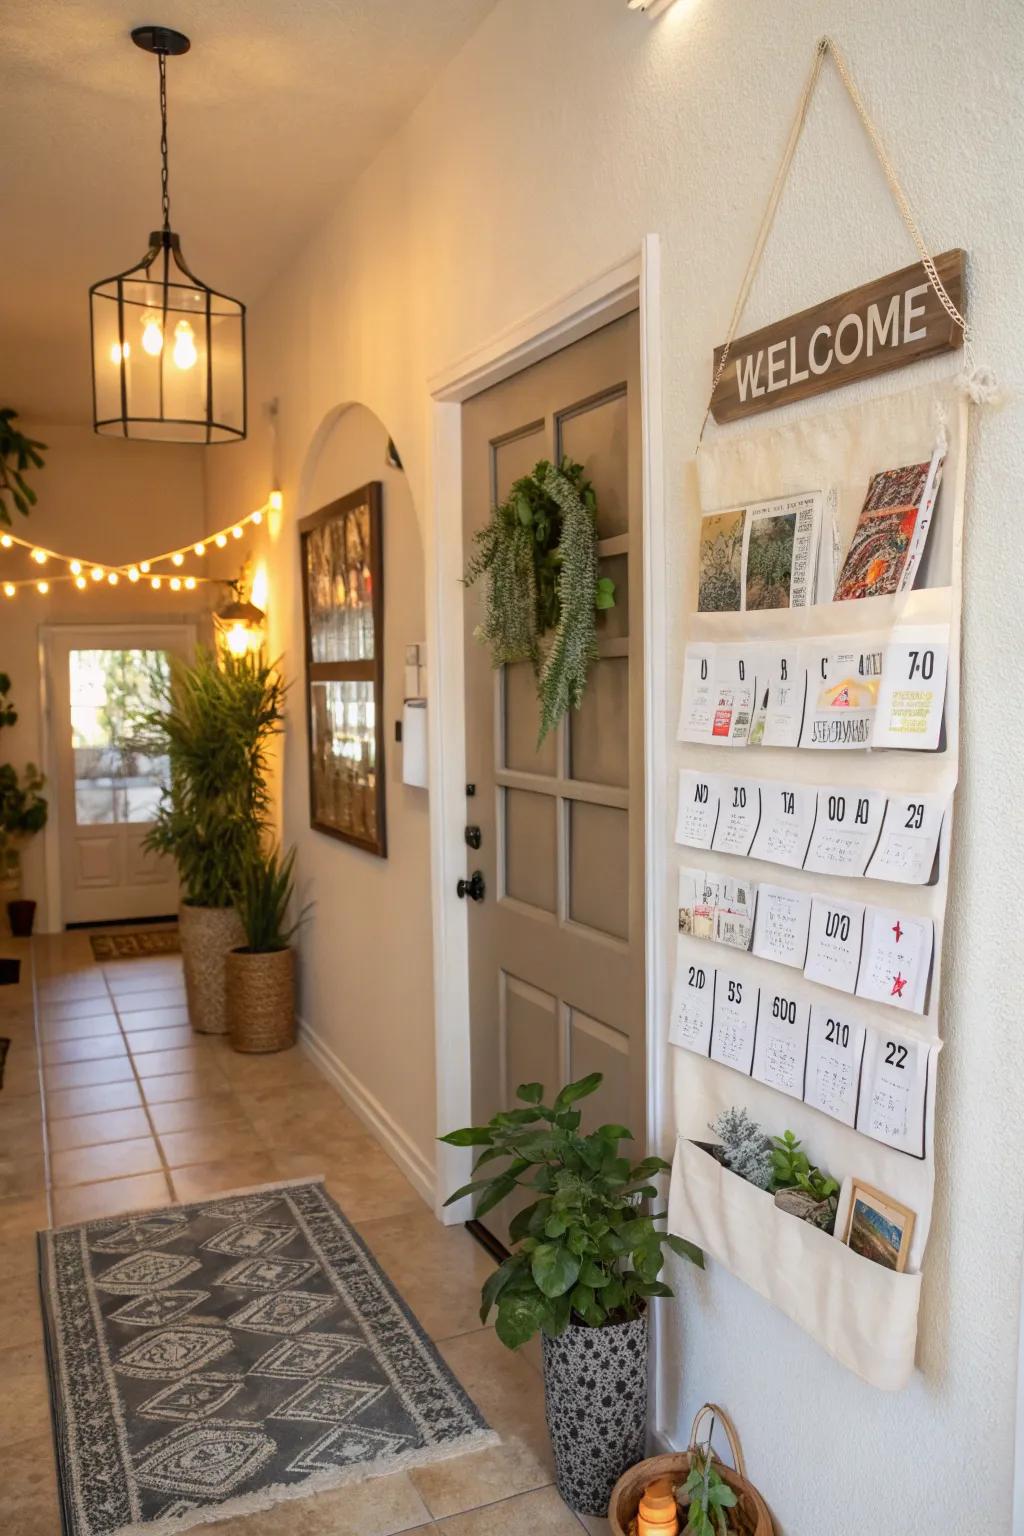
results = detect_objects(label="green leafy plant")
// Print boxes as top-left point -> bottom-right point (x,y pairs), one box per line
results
140,647 -> 285,908
235,844 -> 310,953
463,457 -> 614,741
683,1446 -> 738,1536
0,410 -> 46,527
0,674 -> 47,884
770,1130 -> 839,1203
440,1073 -> 702,1349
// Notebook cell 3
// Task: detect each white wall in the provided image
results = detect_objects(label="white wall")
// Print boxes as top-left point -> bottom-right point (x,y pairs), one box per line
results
204,1 -> 1024,1528
0,425 -> 206,929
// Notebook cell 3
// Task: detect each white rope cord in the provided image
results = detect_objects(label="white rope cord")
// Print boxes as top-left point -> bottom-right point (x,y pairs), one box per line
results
699,34 -> 986,448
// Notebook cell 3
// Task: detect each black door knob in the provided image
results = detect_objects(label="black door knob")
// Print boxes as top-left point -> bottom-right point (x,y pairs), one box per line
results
457,870 -> 486,902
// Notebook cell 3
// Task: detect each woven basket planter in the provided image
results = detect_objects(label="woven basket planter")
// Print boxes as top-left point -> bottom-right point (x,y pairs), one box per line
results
226,946 -> 296,1053
179,902 -> 244,1036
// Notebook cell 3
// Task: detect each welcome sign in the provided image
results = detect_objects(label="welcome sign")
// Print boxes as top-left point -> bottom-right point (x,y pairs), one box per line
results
710,250 -> 965,423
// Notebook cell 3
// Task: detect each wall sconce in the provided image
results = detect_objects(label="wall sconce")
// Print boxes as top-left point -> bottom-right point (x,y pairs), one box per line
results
215,570 -> 265,657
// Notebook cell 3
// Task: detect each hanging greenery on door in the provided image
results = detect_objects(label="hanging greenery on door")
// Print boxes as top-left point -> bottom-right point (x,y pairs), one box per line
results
464,457 -> 614,741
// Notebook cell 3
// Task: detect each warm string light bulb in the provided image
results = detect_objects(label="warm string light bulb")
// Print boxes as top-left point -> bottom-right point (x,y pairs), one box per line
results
151,576 -> 162,590
31,548 -> 47,565
70,560 -> 82,576
170,576 -> 182,591
75,575 -> 87,590
140,562 -> 151,574
128,567 -> 140,583
251,510 -> 262,526
91,566 -> 104,582
0,534 -> 12,549
172,552 -> 184,566
184,575 -> 196,590
268,490 -> 283,513
36,580 -> 49,594
107,571 -> 119,586
140,311 -> 164,356
215,534 -> 227,548
231,526 -> 243,540
172,320 -> 198,370
3,583 -> 14,598
194,543 -> 205,556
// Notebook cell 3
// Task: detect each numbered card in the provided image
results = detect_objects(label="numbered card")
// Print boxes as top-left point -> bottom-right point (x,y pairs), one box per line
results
865,794 -> 946,885
678,643 -> 717,743
711,645 -> 757,746
872,630 -> 949,751
668,943 -> 715,1054
748,645 -> 805,749
712,878 -> 756,952
856,1028 -> 931,1156
675,770 -> 721,849
711,779 -> 762,857
799,639 -> 885,750
750,782 -> 817,869
710,970 -> 758,1075
752,885 -> 812,969
855,907 -> 933,1016
804,896 -> 866,994
752,986 -> 810,1098
804,1004 -> 866,1127
803,787 -> 886,877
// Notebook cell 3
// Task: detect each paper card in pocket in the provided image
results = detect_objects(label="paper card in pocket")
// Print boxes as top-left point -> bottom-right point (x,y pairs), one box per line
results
668,943 -> 714,1054
855,907 -> 933,1016
865,794 -> 945,885
748,645 -> 805,749
752,885 -> 812,968
855,1028 -> 931,1156
678,643 -> 716,742
710,970 -> 758,1075
804,1004 -> 865,1127
804,787 -> 886,877
872,629 -> 949,751
804,896 -> 866,994
711,645 -> 756,746
799,638 -> 885,750
711,779 -> 761,857
678,866 -> 709,938
750,781 -> 817,869
675,770 -> 720,849
752,985 -> 810,1098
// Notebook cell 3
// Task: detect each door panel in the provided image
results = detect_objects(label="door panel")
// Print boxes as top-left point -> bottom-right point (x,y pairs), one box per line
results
462,311 -> 644,1245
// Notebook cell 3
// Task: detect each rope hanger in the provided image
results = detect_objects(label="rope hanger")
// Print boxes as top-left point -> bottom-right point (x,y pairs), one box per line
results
698,35 -> 994,451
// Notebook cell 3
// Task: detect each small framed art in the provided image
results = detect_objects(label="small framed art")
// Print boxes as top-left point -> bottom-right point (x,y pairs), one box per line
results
843,1180 -> 915,1272
298,482 -> 387,857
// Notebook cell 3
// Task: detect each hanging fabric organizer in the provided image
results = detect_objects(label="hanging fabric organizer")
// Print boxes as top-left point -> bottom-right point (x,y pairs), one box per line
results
665,37 -> 977,1391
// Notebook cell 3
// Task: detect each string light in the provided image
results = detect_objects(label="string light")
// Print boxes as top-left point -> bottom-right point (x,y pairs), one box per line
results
151,576 -> 162,590
31,548 -> 47,565
268,490 -> 283,513
140,562 -> 151,573
3,583 -> 14,598
75,575 -> 87,590
231,526 -> 243,539
70,560 -> 82,576
215,534 -> 227,548
36,580 -> 49,594
107,571 -> 119,586
128,567 -> 140,583
251,510 -> 262,525
170,576 -> 182,591
184,575 -> 196,590
1,535 -> 13,549
194,543 -> 205,556
172,552 -> 184,566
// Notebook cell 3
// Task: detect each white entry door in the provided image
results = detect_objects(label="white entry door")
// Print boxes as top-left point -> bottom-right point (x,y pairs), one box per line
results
48,626 -> 193,926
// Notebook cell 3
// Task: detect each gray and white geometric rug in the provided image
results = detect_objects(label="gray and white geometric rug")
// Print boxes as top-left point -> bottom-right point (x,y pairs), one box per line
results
38,1179 -> 497,1536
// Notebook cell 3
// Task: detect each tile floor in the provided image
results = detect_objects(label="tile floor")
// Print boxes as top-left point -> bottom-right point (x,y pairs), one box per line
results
0,929 -> 603,1536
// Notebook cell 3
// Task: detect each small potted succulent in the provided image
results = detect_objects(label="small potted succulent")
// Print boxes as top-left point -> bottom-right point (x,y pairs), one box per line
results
0,673 -> 47,941
441,1073 -> 702,1516
225,845 -> 308,1053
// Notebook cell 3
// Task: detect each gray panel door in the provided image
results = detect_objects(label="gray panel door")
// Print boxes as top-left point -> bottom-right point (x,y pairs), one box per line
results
461,312 -> 644,1242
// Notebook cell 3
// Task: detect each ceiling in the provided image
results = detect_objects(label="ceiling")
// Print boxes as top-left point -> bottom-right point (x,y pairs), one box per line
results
0,0 -> 498,426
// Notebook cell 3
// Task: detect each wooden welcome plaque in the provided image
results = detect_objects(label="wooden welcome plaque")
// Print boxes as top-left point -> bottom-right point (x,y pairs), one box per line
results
710,250 -> 965,423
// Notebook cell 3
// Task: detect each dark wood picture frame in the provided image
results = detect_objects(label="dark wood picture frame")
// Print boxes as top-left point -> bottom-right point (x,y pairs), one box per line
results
298,482 -> 387,857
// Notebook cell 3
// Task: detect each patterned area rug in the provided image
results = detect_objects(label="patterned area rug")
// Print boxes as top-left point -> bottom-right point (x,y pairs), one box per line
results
39,1179 -> 496,1536
89,930 -> 181,961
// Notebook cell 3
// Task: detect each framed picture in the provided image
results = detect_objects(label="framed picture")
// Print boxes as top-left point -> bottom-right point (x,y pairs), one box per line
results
298,482 -> 386,857
842,1180 -> 915,1272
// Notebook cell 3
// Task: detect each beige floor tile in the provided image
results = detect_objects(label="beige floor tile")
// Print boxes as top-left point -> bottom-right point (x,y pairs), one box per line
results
142,1068 -> 231,1104
216,1050 -> 326,1093
0,1154 -> 47,1200
48,1106 -> 153,1151
0,1193 -> 50,1237
0,1270 -> 46,1347
107,966 -> 184,994
239,1085 -> 368,1146
133,1045 -> 210,1078
272,1143 -> 426,1223
410,1439 -> 552,1521
42,1033 -> 128,1064
0,1344 -> 51,1449
0,1431 -> 61,1536
115,988 -> 188,1013
436,1487 -> 581,1536
169,1153 -> 278,1202
0,1092 -> 44,1128
46,1080 -> 143,1119
51,1136 -> 164,1188
1,1061 -> 43,1098
159,1122 -> 265,1168
148,1096 -> 249,1134
38,996 -> 115,1023
38,1011 -> 121,1041
43,1055 -> 136,1091
113,1004 -> 190,1032
358,1205 -> 495,1340
0,1121 -> 45,1162
439,1330 -> 553,1464
205,1475 -> 434,1536
51,1171 -> 171,1226
38,975 -> 108,999
125,1024 -> 196,1053
0,1228 -> 45,1281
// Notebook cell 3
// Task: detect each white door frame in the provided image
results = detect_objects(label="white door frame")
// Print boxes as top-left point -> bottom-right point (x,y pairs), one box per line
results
39,621 -> 196,932
425,235 -> 668,1227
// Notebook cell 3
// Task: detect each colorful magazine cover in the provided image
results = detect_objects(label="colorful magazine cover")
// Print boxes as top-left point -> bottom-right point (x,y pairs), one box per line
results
697,507 -> 745,611
834,453 -> 943,601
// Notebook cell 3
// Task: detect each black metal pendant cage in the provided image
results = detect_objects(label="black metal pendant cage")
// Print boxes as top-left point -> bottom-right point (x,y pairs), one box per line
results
90,231 -> 246,443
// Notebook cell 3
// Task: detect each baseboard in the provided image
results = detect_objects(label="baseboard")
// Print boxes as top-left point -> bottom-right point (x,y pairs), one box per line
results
297,1017 -> 436,1209
648,1424 -> 677,1455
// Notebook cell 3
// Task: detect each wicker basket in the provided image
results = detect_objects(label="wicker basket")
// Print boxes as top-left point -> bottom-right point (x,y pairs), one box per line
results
179,903 -> 245,1035
609,1405 -> 773,1536
225,946 -> 296,1053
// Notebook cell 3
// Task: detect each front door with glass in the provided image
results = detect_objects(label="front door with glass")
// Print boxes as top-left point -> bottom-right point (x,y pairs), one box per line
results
48,627 -> 193,925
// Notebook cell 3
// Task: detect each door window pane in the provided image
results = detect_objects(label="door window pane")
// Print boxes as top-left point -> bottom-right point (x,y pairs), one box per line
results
69,649 -> 171,825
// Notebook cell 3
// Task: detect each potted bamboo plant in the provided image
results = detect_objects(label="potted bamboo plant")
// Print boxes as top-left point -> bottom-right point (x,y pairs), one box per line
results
141,647 -> 284,1035
226,845 -> 308,1053
441,1073 -> 702,1517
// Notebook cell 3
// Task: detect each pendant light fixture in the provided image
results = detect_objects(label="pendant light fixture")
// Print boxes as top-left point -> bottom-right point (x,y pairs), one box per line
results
89,26 -> 246,444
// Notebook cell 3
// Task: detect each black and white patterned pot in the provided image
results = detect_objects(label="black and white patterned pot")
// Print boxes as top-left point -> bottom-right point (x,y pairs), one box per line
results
541,1309 -> 648,1516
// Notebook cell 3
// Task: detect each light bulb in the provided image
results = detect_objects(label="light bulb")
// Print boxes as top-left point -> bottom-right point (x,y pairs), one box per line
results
128,567 -> 140,583
107,571 -> 119,586
36,580 -> 49,595
225,623 -> 250,658
75,575 -> 87,590
172,320 -> 198,370
194,542 -> 205,556
141,312 -> 164,356
110,341 -> 130,364
0,534 -> 12,549
231,526 -> 243,540
2,583 -> 14,597
31,548 -> 47,565
215,534 -> 227,548
70,559 -> 82,576
140,561 -> 150,574
91,566 -> 104,582
151,576 -> 162,590
268,490 -> 283,513
170,576 -> 182,591
172,552 -> 184,566
184,576 -> 196,590
251,510 -> 263,526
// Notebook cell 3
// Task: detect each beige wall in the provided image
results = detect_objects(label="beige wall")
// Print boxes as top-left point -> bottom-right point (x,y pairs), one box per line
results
201,1 -> 1024,1527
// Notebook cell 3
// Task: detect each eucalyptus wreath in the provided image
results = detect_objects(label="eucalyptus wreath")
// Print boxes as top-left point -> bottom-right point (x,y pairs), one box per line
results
463,457 -> 614,741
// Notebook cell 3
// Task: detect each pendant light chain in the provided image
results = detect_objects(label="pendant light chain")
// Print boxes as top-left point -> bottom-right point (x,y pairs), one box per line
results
158,49 -> 171,232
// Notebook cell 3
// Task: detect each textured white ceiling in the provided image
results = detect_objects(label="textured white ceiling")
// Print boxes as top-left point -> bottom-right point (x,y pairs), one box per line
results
0,0 -> 498,424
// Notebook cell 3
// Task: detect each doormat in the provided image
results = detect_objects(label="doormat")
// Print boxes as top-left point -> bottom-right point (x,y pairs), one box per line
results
89,929 -> 181,961
39,1178 -> 496,1536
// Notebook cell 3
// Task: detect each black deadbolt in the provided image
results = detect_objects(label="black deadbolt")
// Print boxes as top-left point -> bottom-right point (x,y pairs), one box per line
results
464,825 -> 482,850
457,871 -> 486,902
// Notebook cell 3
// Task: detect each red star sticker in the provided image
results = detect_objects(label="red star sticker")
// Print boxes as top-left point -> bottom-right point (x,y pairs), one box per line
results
892,920 -> 903,943
891,972 -> 908,998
